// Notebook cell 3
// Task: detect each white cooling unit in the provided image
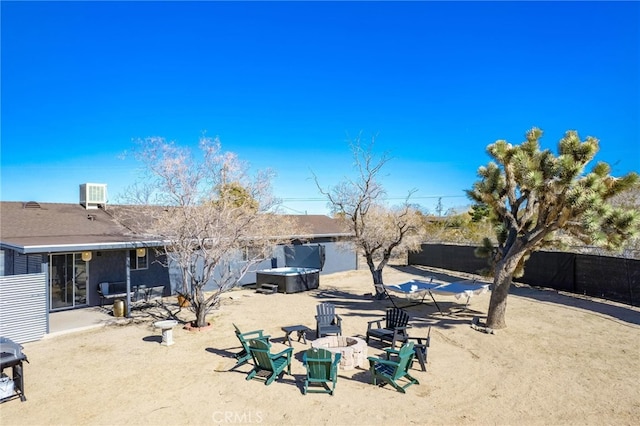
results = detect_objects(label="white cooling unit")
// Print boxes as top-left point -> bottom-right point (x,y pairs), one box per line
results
79,183 -> 107,209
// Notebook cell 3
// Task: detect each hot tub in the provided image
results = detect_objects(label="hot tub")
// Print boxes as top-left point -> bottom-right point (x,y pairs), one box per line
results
255,267 -> 320,294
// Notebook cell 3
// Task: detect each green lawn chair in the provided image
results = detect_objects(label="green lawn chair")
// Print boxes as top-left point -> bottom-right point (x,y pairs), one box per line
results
245,338 -> 293,385
367,341 -> 420,393
302,347 -> 341,395
232,323 -> 270,369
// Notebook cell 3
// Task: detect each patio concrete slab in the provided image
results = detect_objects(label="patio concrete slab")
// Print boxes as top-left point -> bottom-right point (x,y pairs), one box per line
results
46,307 -> 112,338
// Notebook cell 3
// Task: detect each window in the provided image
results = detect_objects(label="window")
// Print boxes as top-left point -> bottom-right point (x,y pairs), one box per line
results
242,246 -> 267,262
129,250 -> 148,270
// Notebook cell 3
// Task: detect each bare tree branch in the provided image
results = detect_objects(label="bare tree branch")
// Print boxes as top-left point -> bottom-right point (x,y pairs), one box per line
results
314,135 -> 426,298
113,136 -> 300,327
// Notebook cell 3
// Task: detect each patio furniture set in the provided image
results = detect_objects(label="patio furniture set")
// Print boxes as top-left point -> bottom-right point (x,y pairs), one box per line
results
232,302 -> 429,394
97,282 -> 165,310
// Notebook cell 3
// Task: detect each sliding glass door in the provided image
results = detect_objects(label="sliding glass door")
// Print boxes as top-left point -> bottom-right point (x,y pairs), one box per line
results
50,253 -> 88,310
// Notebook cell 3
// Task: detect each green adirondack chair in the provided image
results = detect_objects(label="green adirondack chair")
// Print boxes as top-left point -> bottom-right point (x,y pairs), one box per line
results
302,347 -> 341,395
232,323 -> 270,369
367,341 -> 420,393
245,338 -> 293,385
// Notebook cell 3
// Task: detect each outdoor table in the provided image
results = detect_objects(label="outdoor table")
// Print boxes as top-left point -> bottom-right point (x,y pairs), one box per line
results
281,324 -> 312,346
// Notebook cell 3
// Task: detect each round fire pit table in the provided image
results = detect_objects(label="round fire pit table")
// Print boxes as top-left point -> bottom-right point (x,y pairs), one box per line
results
311,336 -> 368,370
153,320 -> 178,346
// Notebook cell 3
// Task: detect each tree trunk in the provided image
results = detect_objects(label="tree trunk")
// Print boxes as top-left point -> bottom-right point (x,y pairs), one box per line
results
372,269 -> 386,300
486,253 -> 522,329
363,252 -> 386,300
195,306 -> 208,328
193,285 -> 208,328
486,272 -> 510,329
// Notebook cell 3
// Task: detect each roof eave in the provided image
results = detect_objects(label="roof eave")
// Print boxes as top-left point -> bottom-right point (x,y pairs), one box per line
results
1,232 -> 354,255
3,240 -> 165,255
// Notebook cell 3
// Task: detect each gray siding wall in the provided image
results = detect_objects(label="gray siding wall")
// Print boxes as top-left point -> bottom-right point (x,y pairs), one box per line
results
0,272 -> 48,343
0,239 -> 355,314
3,251 -> 44,275
319,240 -> 357,275
0,248 -> 173,310
88,249 -> 169,306
237,240 -> 356,286
273,240 -> 356,275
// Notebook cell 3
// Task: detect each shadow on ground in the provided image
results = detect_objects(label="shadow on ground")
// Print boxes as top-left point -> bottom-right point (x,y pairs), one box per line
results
142,335 -> 162,344
310,285 -> 485,335
391,264 -> 640,327
509,284 -> 640,327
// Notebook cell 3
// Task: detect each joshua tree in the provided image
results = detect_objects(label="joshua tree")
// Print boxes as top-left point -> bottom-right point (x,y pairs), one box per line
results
315,137 -> 426,299
117,136 -> 298,328
467,128 -> 639,329
608,186 -> 640,258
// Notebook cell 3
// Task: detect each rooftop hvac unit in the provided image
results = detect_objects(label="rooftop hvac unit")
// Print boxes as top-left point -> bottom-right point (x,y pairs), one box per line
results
79,183 -> 107,209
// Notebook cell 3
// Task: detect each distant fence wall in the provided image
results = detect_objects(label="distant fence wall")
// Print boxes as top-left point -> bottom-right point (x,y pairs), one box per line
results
409,244 -> 640,306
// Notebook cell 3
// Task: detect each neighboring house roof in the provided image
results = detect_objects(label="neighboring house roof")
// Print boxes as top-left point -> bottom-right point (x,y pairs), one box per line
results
0,201 -> 350,254
289,214 -> 351,238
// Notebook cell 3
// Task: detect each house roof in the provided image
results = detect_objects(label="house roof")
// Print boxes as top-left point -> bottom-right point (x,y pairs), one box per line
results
289,214 -> 350,238
0,201 -> 350,254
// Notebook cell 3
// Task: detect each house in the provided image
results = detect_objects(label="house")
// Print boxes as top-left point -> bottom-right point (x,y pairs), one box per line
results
0,184 -> 355,343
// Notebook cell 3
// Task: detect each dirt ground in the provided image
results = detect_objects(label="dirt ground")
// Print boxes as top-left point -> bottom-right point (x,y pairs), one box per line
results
1,266 -> 639,426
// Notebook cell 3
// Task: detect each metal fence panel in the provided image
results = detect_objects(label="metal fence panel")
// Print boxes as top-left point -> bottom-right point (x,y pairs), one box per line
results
0,273 -> 48,343
522,251 -> 576,292
575,255 -> 639,305
409,244 -> 487,275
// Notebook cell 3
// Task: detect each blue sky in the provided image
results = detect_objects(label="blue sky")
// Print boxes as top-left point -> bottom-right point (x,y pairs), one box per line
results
2,1 -> 639,215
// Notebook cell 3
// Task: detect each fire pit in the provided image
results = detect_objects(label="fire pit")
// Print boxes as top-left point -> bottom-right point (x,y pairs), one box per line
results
311,336 -> 368,370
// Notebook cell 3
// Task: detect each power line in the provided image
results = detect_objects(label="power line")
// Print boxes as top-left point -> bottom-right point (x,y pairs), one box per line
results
278,204 -> 307,214
279,195 -> 467,202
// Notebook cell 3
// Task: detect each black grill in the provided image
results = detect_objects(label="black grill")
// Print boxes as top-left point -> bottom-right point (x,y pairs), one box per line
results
0,337 -> 27,403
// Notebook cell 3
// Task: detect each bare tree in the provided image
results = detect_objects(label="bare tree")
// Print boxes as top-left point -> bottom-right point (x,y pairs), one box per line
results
116,136 -> 298,328
315,137 -> 427,298
468,128 -> 639,329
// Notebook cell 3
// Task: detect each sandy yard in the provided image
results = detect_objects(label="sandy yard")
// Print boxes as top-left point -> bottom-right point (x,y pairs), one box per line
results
1,265 -> 639,426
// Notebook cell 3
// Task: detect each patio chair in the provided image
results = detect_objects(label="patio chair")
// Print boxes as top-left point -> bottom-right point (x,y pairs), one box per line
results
366,307 -> 410,348
368,341 -> 420,393
232,323 -> 270,369
404,326 -> 431,371
147,285 -> 165,304
302,347 -> 341,395
315,302 -> 342,338
245,338 -> 293,385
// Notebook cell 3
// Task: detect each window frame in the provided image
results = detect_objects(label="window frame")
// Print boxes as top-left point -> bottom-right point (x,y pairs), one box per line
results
129,249 -> 149,270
